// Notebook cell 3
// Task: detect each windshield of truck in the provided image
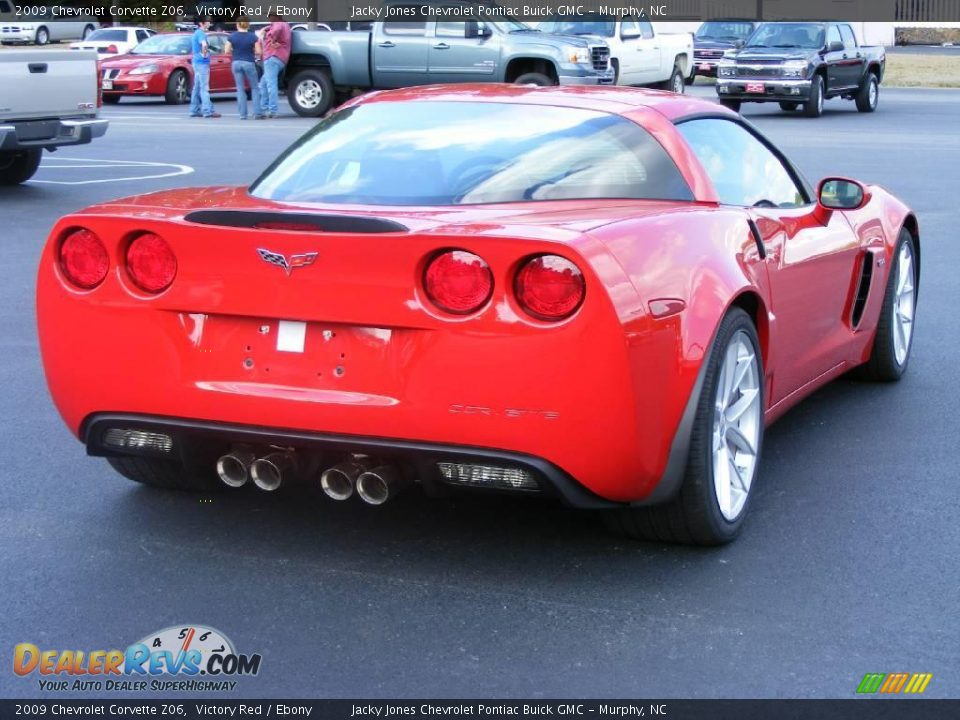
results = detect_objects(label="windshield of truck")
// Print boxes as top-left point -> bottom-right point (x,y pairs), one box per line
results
695,21 -> 755,41
745,23 -> 825,49
539,18 -> 615,37
131,34 -> 191,55
250,101 -> 693,206
491,20 -> 533,32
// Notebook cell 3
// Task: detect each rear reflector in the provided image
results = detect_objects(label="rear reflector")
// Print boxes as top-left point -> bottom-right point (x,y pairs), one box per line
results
126,233 -> 177,293
437,463 -> 538,491
59,229 -> 109,290
424,250 -> 493,315
102,429 -> 173,454
515,255 -> 585,321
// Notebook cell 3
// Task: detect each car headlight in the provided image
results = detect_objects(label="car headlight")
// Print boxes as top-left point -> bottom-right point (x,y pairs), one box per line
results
569,48 -> 591,65
717,62 -> 736,77
781,60 -> 809,78
129,64 -> 159,76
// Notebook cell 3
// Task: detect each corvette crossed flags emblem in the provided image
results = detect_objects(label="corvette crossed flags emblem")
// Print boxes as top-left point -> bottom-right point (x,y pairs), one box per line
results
257,248 -> 318,276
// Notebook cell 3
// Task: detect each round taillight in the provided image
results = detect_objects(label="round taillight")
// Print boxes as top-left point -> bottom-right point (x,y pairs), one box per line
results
424,250 -> 493,315
126,233 -> 177,293
515,255 -> 586,321
59,229 -> 109,290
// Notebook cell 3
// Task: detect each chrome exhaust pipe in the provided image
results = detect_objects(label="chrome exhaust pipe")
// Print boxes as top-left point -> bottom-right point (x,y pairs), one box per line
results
356,465 -> 402,506
216,447 -> 256,488
319,459 -> 368,501
250,451 -> 295,492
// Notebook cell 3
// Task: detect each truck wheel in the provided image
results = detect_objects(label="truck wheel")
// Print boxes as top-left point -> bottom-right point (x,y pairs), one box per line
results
107,456 -> 222,492
803,74 -> 825,117
661,66 -> 685,94
0,149 -> 42,185
514,72 -> 556,87
779,101 -> 799,112
165,70 -> 190,104
855,72 -> 879,113
287,68 -> 334,117
82,24 -> 95,40
34,26 -> 49,45
719,99 -> 741,113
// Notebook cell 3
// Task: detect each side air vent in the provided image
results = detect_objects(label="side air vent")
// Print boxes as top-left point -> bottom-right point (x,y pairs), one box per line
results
184,210 -> 408,234
850,252 -> 875,328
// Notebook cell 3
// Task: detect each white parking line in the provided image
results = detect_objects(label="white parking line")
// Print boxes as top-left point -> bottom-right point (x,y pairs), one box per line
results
32,157 -> 194,186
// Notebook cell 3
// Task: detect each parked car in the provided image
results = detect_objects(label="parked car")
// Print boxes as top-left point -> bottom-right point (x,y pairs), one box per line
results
285,17 -> 613,117
691,19 -> 759,80
0,1 -> 98,45
70,27 -> 157,59
716,21 -> 886,117
36,85 -> 919,545
0,48 -> 108,184
539,16 -> 694,92
99,32 -> 252,105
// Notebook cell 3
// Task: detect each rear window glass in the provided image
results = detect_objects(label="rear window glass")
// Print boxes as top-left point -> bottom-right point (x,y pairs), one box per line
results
250,101 -> 693,206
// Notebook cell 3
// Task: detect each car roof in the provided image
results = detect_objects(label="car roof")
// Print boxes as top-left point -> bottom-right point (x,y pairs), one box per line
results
352,84 -> 732,122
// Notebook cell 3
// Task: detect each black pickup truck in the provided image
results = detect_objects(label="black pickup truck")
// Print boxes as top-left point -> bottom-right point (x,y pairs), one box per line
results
715,21 -> 885,117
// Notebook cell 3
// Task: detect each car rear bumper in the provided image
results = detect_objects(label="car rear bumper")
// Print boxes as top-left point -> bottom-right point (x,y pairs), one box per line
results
716,78 -> 812,102
0,117 -> 108,151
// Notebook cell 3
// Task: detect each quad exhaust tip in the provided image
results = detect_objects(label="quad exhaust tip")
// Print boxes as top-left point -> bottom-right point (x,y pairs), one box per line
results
356,465 -> 402,506
216,447 -> 256,488
320,460 -> 367,501
250,451 -> 295,492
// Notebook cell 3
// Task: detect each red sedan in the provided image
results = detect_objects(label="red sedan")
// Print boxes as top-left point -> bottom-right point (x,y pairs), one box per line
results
99,32 -> 241,104
37,86 -> 919,545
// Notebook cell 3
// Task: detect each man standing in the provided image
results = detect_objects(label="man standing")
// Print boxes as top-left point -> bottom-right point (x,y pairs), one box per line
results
189,18 -> 221,119
258,12 -> 291,118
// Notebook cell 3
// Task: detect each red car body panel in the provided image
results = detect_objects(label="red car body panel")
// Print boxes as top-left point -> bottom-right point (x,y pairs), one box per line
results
36,86 -> 918,505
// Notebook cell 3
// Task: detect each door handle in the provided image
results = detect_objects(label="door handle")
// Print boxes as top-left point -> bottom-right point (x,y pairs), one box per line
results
842,54 -> 848,59
377,41 -> 395,48
28,63 -> 48,74
433,42 -> 450,50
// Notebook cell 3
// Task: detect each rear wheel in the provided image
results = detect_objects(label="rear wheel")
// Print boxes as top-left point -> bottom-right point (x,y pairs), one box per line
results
0,148 -> 42,185
514,72 -> 556,87
855,72 -> 879,113
779,101 -> 799,112
661,66 -> 685,94
803,74 -> 825,117
859,230 -> 917,381
107,456 -> 221,492
604,308 -> 764,545
82,24 -> 95,40
165,69 -> 190,104
287,68 -> 334,117
719,98 -> 742,113
34,26 -> 49,46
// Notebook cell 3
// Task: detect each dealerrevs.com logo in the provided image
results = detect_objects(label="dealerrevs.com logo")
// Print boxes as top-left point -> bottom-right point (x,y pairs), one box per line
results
13,625 -> 262,692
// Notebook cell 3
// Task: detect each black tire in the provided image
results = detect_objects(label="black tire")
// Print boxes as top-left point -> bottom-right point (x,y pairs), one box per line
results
855,72 -> 879,113
165,69 -> 190,105
107,456 -> 221,492
719,98 -> 741,113
82,24 -> 95,40
660,66 -> 685,94
604,308 -> 764,545
0,148 -> 42,185
514,72 -> 556,87
779,101 -> 799,112
34,26 -> 49,46
803,74 -> 825,117
102,95 -> 121,104
858,229 -> 918,381
286,68 -> 334,117
611,59 -> 620,85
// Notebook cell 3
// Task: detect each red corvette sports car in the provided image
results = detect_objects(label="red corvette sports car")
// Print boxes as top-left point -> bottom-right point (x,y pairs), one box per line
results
99,32 -> 243,104
37,86 -> 919,545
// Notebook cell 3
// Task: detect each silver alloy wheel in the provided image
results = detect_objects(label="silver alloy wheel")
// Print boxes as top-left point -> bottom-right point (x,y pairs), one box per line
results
295,79 -> 323,110
673,71 -> 684,94
712,330 -> 762,521
869,77 -> 878,109
174,74 -> 187,103
817,79 -> 824,114
893,242 -> 916,365
36,27 -> 48,45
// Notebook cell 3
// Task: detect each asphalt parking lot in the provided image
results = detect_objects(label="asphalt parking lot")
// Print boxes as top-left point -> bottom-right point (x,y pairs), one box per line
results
1,85 -> 958,699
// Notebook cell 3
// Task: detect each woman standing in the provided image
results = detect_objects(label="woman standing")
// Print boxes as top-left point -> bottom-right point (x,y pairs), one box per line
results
225,19 -> 261,120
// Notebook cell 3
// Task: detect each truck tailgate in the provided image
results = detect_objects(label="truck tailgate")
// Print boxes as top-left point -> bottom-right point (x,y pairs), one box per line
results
0,50 -> 98,121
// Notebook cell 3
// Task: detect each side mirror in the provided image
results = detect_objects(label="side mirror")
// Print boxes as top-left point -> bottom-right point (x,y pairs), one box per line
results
827,40 -> 844,53
733,39 -> 745,48
467,22 -> 491,39
815,177 -> 867,223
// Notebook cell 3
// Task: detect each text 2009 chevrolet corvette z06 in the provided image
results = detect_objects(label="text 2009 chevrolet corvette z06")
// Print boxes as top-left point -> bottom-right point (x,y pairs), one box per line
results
37,85 -> 919,545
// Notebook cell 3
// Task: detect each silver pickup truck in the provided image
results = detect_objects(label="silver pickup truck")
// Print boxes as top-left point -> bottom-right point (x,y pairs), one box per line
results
285,19 -> 614,117
0,49 -> 108,184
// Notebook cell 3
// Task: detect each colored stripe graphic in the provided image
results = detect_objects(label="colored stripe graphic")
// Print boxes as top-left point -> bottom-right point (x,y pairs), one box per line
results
857,672 -> 932,694
880,673 -> 909,693
857,673 -> 886,694
904,673 -> 933,694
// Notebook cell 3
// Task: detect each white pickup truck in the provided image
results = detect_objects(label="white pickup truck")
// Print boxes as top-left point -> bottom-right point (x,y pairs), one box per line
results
538,17 -> 695,93
0,49 -> 108,184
